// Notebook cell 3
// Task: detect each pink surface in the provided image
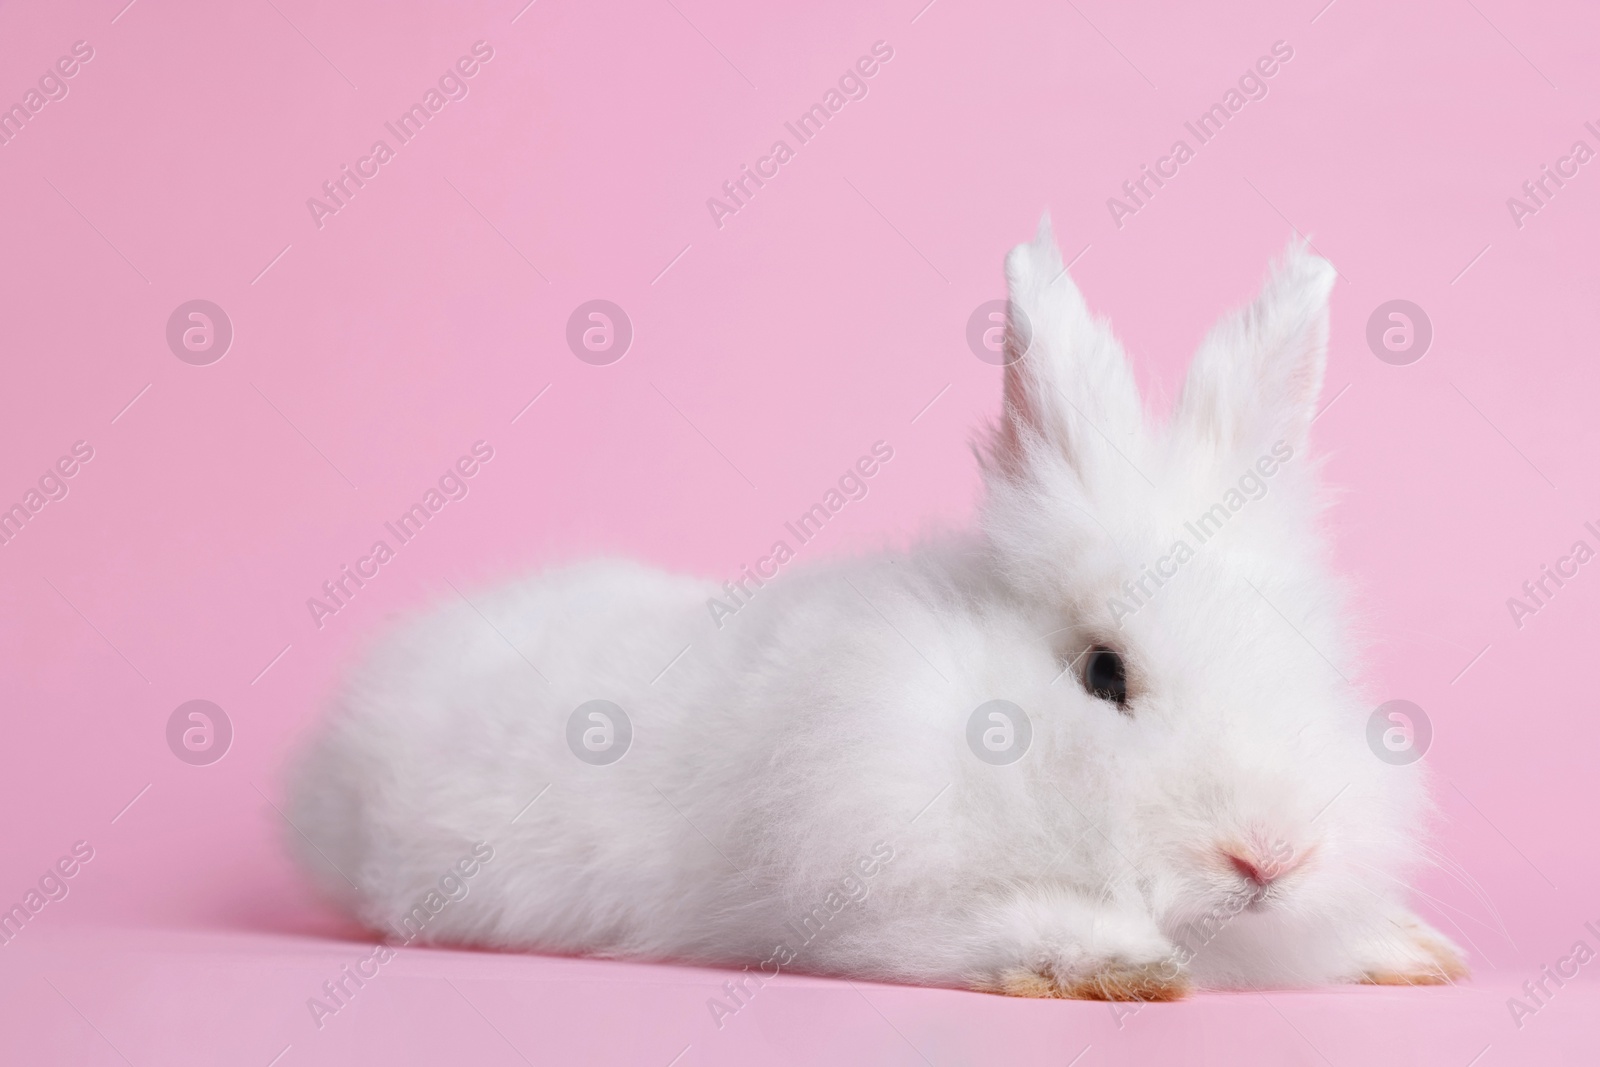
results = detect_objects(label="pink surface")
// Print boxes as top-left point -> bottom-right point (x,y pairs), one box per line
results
1,0 -> 1596,1063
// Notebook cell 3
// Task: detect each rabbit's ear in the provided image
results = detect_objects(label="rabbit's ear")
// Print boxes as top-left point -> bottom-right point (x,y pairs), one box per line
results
988,214 -> 1146,489
1172,241 -> 1335,462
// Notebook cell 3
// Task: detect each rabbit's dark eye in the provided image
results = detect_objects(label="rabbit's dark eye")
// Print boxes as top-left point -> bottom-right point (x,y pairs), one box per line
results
1083,646 -> 1129,708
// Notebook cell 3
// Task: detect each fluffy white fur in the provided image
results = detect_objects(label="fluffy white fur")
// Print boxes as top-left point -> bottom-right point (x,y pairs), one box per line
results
288,218 -> 1465,999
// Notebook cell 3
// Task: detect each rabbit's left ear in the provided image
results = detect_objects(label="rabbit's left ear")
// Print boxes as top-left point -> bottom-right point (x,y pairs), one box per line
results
988,214 -> 1146,490
1171,241 -> 1336,461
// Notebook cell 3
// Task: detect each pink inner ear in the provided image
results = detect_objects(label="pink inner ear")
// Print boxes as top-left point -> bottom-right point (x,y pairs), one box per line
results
989,316 -> 1051,480
989,402 -> 1037,485
1227,852 -> 1267,885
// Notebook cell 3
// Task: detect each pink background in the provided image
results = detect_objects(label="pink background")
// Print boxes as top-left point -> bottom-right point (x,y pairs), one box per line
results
2,0 -> 1597,1062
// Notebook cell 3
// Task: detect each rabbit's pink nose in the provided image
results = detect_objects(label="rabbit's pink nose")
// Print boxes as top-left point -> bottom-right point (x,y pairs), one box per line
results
1222,846 -> 1302,887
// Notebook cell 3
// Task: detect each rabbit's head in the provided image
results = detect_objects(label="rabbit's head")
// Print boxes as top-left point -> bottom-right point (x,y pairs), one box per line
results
980,218 -> 1422,955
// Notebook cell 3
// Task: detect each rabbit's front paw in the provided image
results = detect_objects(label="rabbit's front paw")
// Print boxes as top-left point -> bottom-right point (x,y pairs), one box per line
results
1352,912 -> 1469,986
969,891 -> 1191,1001
995,957 -> 1190,1001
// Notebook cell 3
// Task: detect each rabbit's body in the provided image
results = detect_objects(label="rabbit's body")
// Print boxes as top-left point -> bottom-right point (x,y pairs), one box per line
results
294,546 -> 1122,983
290,221 -> 1466,998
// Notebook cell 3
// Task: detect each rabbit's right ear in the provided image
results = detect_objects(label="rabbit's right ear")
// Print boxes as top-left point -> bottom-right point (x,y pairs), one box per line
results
986,215 -> 1147,493
1170,241 -> 1335,464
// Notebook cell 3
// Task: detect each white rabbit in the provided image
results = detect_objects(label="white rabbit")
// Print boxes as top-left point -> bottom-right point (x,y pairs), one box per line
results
288,217 -> 1465,1001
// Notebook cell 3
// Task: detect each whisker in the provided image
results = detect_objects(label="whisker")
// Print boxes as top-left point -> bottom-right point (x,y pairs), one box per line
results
1416,842 -> 1516,950
1347,859 -> 1495,970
